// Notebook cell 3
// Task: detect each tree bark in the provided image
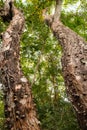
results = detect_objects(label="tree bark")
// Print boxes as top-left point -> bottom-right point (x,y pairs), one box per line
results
0,1 -> 40,130
43,0 -> 87,130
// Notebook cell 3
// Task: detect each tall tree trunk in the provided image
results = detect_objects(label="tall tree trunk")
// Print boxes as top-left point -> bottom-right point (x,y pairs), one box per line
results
43,0 -> 87,130
0,1 -> 40,130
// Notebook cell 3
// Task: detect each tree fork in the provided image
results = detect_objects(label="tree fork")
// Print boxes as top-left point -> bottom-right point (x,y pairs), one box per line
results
0,0 -> 41,130
43,0 -> 87,130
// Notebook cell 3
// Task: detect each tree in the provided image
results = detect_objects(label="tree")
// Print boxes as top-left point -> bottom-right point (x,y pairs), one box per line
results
43,0 -> 87,130
0,0 -> 40,129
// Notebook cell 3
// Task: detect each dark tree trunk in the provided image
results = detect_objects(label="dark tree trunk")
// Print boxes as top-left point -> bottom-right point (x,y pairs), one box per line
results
0,1 -> 40,130
44,0 -> 87,130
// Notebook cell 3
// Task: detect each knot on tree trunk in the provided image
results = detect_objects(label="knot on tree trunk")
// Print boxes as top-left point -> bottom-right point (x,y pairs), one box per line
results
0,0 -> 13,22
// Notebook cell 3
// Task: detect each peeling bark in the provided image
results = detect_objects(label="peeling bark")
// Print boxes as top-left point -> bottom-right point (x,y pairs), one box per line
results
0,1 -> 40,130
44,0 -> 87,130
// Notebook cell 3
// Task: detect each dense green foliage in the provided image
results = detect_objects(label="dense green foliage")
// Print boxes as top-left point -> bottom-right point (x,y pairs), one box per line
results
0,0 -> 87,129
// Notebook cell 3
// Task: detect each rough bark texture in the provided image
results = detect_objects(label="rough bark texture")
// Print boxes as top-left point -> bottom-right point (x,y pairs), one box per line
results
44,0 -> 87,130
0,1 -> 40,130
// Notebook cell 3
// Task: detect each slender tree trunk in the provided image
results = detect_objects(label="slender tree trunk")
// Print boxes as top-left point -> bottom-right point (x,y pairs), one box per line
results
0,1 -> 40,130
44,0 -> 87,130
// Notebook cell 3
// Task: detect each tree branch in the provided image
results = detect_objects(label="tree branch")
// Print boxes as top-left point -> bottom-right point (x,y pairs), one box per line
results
42,8 -> 53,26
42,0 -> 63,27
54,0 -> 63,22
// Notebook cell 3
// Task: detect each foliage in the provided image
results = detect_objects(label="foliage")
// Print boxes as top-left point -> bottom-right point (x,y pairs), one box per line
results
0,90 -> 5,130
0,0 -> 87,129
